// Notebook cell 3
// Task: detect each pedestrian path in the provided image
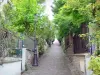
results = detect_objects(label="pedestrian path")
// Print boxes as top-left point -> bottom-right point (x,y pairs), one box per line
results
23,43 -> 72,75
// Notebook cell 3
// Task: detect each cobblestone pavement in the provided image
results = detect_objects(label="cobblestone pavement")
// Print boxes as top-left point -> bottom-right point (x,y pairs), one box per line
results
22,44 -> 72,75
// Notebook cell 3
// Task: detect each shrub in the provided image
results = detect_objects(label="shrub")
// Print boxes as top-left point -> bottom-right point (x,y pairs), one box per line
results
88,56 -> 100,75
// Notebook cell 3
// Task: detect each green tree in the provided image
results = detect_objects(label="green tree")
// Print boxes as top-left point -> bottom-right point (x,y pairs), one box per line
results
2,0 -> 55,55
53,0 -> 94,41
52,0 -> 66,14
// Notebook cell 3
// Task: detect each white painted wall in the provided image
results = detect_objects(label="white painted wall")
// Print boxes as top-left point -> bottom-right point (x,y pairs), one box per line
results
85,56 -> 93,75
22,48 -> 26,72
0,48 -> 29,75
0,61 -> 21,75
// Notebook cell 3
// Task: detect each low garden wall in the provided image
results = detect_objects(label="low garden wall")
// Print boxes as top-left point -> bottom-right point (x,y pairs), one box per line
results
67,53 -> 90,75
66,53 -> 93,75
0,60 -> 21,75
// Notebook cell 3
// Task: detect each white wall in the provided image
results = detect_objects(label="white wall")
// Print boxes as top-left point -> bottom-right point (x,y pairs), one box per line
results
0,61 -> 21,75
85,57 -> 93,75
22,48 -> 26,72
0,48 -> 28,75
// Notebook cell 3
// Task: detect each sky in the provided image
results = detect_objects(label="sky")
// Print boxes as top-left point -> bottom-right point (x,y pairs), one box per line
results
44,0 -> 54,20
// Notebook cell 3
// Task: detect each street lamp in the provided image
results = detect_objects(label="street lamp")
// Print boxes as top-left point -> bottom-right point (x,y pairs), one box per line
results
32,14 -> 38,66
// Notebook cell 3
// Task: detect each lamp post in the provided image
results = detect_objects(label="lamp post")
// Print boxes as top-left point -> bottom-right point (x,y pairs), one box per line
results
32,14 -> 38,66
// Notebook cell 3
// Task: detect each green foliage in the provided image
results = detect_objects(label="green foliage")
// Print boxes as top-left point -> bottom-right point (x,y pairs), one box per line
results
4,0 -> 55,39
88,56 -> 100,75
52,0 -> 66,14
53,0 -> 93,40
38,0 -> 45,3
94,50 -> 100,56
1,0 -> 55,55
9,49 -> 16,56
88,1 -> 100,73
38,38 -> 45,56
10,0 -> 40,34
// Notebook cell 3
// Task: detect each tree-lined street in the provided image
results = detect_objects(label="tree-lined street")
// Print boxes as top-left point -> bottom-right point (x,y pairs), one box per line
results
0,0 -> 100,75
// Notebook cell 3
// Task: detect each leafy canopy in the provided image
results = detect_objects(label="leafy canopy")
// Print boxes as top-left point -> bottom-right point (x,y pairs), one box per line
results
53,0 -> 95,40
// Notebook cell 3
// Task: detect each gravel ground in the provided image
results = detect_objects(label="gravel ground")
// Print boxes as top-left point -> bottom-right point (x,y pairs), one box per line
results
22,44 -> 72,75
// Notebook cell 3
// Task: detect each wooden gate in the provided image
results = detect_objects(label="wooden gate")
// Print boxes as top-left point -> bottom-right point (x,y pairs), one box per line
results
73,35 -> 88,53
73,23 -> 88,53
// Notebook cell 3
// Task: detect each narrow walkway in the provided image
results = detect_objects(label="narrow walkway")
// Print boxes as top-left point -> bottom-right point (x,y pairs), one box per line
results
23,44 -> 72,75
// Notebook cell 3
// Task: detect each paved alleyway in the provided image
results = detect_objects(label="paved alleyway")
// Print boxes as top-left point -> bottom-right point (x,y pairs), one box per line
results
23,41 -> 72,75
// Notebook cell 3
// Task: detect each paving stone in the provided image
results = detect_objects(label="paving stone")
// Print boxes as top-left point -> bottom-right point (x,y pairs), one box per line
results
22,44 -> 72,75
